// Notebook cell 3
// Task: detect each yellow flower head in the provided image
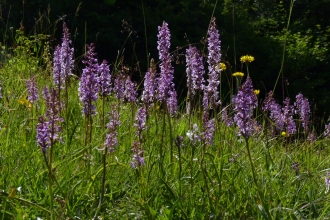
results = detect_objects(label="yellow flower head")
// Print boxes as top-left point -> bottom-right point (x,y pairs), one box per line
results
17,98 -> 30,106
254,90 -> 260,95
219,62 -> 226,71
240,55 -> 255,63
232,72 -> 244,77
281,131 -> 289,137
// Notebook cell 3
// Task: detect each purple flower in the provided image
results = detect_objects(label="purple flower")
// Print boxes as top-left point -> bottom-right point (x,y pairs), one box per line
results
142,59 -> 157,104
221,107 -> 234,127
232,77 -> 259,138
113,74 -> 125,100
202,113 -> 216,145
36,116 -> 51,152
263,92 -> 284,131
37,87 -> 63,152
186,45 -> 204,95
113,74 -> 137,103
53,22 -> 74,89
98,60 -> 112,97
204,17 -> 221,108
104,108 -> 120,152
26,75 -> 39,104
167,86 -> 177,117
202,89 -> 209,111
78,43 -> 99,115
294,93 -> 310,132
207,17 -> 221,71
157,21 -> 174,102
124,77 -> 137,103
42,87 -> 63,124
130,141 -> 145,169
263,93 -> 296,135
282,98 -> 296,134
134,107 -> 147,139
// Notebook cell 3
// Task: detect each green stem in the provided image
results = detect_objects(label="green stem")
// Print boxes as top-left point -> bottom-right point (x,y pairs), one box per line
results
244,138 -> 272,219
273,0 -> 294,97
140,0 -> 149,68
48,141 -> 54,219
166,108 -> 174,165
65,80 -> 69,153
94,97 -> 107,218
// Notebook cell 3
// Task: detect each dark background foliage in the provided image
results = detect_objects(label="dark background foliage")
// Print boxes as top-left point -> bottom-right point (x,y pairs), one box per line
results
1,0 -> 330,121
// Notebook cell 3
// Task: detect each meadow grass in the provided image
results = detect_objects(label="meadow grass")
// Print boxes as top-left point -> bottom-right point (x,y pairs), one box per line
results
1,18 -> 330,220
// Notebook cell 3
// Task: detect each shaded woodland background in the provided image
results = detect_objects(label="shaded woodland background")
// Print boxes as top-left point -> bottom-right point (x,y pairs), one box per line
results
1,0 -> 330,122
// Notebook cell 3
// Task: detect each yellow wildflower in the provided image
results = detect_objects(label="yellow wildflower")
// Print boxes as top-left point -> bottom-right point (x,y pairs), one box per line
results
17,98 -> 30,106
240,55 -> 255,63
281,131 -> 289,137
254,90 -> 260,95
232,72 -> 244,77
219,62 -> 226,71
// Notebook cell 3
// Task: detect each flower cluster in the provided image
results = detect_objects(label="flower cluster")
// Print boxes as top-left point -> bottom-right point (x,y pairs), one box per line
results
202,116 -> 216,145
124,77 -> 137,103
167,86 -> 178,116
142,59 -> 157,105
26,75 -> 39,104
113,74 -> 125,100
294,93 -> 310,132
263,92 -> 297,135
131,107 -> 147,169
263,92 -> 283,129
134,107 -> 147,140
204,17 -> 221,108
157,21 -> 174,102
240,55 -> 255,63
232,77 -> 259,138
37,87 -> 63,152
37,116 -> 52,153
104,108 -> 120,152
78,44 -> 100,115
130,141 -> 145,169
221,107 -> 234,127
282,98 -> 297,134
186,45 -> 205,95
113,74 -> 137,103
98,60 -> 112,97
155,21 -> 178,116
207,17 -> 221,71
53,22 -> 74,89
